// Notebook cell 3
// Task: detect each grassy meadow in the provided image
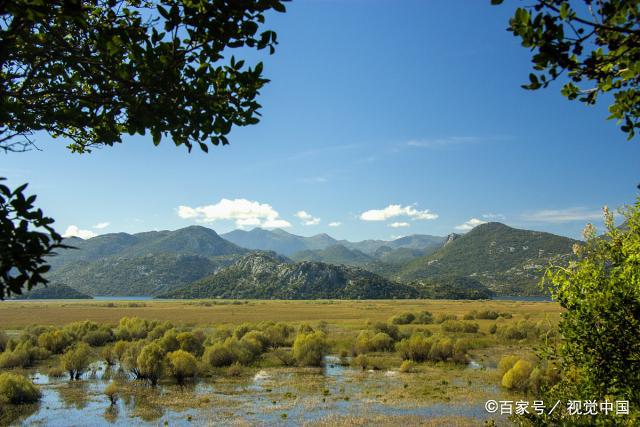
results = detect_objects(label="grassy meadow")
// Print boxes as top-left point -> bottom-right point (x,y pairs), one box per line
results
0,299 -> 563,426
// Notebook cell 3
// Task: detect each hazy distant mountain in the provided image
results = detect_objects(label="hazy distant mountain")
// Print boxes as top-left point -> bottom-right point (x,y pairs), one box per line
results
341,234 -> 445,255
221,228 -> 339,256
161,252 -> 420,300
46,226 -> 247,296
221,228 -> 445,259
290,244 -> 374,266
49,226 -> 245,270
397,222 -> 577,295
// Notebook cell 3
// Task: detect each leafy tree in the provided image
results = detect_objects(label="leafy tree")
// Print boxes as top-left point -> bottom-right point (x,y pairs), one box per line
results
291,331 -> 327,367
136,342 -> 165,386
167,349 -> 198,384
0,0 -> 287,299
0,179 -> 66,299
492,0 -> 640,139
0,372 -> 41,404
60,342 -> 92,380
535,202 -> 640,423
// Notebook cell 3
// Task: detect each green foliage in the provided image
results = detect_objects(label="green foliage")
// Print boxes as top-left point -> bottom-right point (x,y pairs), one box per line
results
0,178 -> 65,299
136,342 -> 165,386
353,354 -> 368,370
493,0 -> 640,139
0,331 -> 8,352
167,350 -> 198,384
17,283 -> 91,300
101,346 -> 116,366
440,320 -> 479,334
292,331 -> 328,367
60,342 -> 91,380
0,372 -> 41,404
399,359 -> 417,373
396,333 -> 469,364
203,341 -> 236,368
354,331 -> 394,354
176,332 -> 204,357
389,312 -> 415,325
37,330 -> 71,354
501,359 -> 533,391
539,202 -> 640,420
0,341 -> 49,368
1,0 -> 287,153
434,313 -> 457,324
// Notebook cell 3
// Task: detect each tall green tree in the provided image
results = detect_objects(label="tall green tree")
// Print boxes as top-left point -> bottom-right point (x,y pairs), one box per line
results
492,0 -> 640,140
534,203 -> 640,425
0,0 -> 287,298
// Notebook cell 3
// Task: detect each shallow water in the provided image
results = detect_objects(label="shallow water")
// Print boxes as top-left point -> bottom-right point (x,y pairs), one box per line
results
6,357 -> 505,426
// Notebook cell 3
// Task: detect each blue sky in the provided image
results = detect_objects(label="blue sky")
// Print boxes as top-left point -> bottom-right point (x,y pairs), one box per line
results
2,0 -> 639,241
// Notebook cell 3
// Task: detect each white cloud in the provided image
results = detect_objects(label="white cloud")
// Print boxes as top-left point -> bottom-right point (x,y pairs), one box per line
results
92,222 -> 110,230
295,210 -> 320,226
328,222 -> 342,227
482,213 -> 506,221
455,218 -> 487,231
360,204 -> 438,221
177,198 -> 291,229
521,207 -> 603,223
63,225 -> 97,240
389,222 -> 410,228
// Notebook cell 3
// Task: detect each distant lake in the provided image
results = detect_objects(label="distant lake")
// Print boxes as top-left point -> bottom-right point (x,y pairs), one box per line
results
92,296 -> 153,301
491,295 -> 553,302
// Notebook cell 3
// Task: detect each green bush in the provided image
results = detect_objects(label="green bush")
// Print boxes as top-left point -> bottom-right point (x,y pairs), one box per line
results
370,322 -> 402,341
413,311 -> 433,324
136,342 -> 165,385
60,342 -> 92,380
501,359 -> 533,391
0,373 -> 41,404
167,350 -> 198,384
203,342 -> 235,367
440,320 -> 479,333
83,327 -> 114,346
37,330 -> 71,354
476,310 -> 500,320
354,331 -> 394,354
434,313 -> 457,324
176,332 -> 204,356
389,312 -> 415,325
292,331 -> 327,367
489,323 -> 497,334
353,354 -> 368,370
396,334 -> 432,362
101,346 -> 116,366
158,329 -> 180,352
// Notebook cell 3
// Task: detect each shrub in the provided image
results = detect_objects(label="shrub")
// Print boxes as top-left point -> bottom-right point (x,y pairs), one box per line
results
489,324 -> 497,334
396,334 -> 432,362
497,320 -> 536,341
370,322 -> 402,341
48,366 -> 65,378
60,342 -> 92,380
440,320 -> 479,333
167,350 -> 198,384
121,341 -> 145,379
177,332 -> 204,356
203,342 -> 235,367
476,310 -> 500,320
390,312 -> 415,325
158,329 -> 180,353
399,360 -> 416,373
148,321 -> 174,340
226,362 -> 243,377
136,342 -> 165,385
272,348 -> 295,366
0,348 -> 31,369
262,322 -> 294,348
37,330 -> 72,354
434,313 -> 457,324
101,346 -> 116,366
112,340 -> 129,362
463,312 -> 476,320
429,337 -> 454,361
413,311 -> 433,324
292,332 -> 327,367
501,359 -> 533,391
353,354 -> 368,370
499,312 -> 513,319
0,373 -> 41,404
104,382 -> 119,405
83,327 -> 114,346
498,355 -> 520,375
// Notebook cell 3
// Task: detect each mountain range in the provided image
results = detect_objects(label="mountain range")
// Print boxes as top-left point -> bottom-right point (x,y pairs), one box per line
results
44,223 -> 577,298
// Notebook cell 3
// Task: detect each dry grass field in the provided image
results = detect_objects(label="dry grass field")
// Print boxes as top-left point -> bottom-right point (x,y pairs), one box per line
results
0,299 -> 562,329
